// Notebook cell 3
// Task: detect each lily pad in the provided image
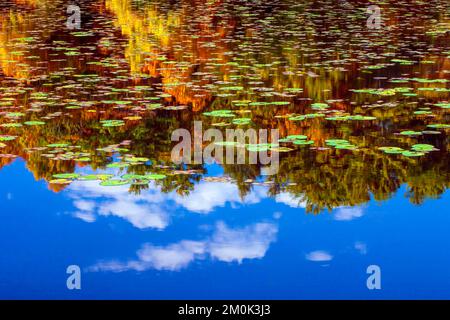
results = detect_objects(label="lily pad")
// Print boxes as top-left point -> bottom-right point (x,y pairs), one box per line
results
434,103 -> 450,109
427,124 -> 450,129
400,131 -> 422,136
0,123 -> 23,128
379,147 -> 405,154
100,179 -> 130,187
144,174 -> 167,180
293,140 -> 314,145
121,174 -> 147,180
78,174 -> 114,181
49,179 -> 72,185
0,136 -> 17,141
311,103 -> 329,110
24,121 -> 46,126
47,143 -> 69,148
232,118 -> 252,125
411,144 -> 435,152
402,151 -> 425,157
52,173 -> 80,179
106,163 -> 130,168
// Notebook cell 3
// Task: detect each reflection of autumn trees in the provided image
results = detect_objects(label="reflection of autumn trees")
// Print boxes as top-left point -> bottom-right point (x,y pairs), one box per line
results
1,105 -> 447,212
0,10 -> 31,78
0,110 -> 205,194
0,0 -> 448,212
5,0 -> 449,115
104,0 -> 450,115
262,148 -> 449,213
0,1 -> 66,78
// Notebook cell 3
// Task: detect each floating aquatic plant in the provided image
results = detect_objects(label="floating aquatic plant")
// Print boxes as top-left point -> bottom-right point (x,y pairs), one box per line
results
100,179 -> 130,187
379,147 -> 405,154
52,173 -> 80,179
78,174 -> 114,181
49,179 -> 72,185
24,121 -> 45,126
411,144 -> 436,152
203,110 -> 235,118
326,139 -> 357,150
0,136 -> 17,141
400,131 -> 423,136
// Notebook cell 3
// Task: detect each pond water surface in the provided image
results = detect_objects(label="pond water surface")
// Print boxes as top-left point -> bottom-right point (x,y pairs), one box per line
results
0,0 -> 449,299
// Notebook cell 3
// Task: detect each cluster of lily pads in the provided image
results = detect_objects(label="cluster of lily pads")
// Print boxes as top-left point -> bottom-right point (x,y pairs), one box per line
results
379,144 -> 439,157
50,172 -> 167,186
325,139 -> 358,150
278,135 -> 314,146
0,0 -> 448,192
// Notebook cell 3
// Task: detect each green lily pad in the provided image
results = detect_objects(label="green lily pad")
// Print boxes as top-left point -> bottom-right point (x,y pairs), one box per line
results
311,103 -> 329,110
246,143 -> 278,152
203,110 -> 235,117
24,121 -> 46,126
293,140 -> 314,145
284,88 -> 303,93
0,123 -> 23,128
121,174 -> 147,180
144,174 -> 167,180
232,118 -> 252,125
101,120 -> 125,127
411,144 -> 435,152
270,101 -> 291,106
246,145 -> 270,152
100,179 -> 130,186
305,113 -> 326,119
434,103 -> 450,109
379,147 -> 405,154
5,112 -> 24,117
271,147 -> 294,152
427,124 -> 450,129
288,115 -> 306,121
249,102 -> 271,107
106,162 -> 130,168
400,131 -> 422,136
325,139 -> 349,146
287,135 -> 308,140
49,179 -> 72,185
335,144 -> 357,150
52,173 -> 80,179
219,86 -> 244,91
214,141 -> 240,147
402,151 -> 425,157
78,174 -> 114,181
131,179 -> 150,186
47,143 -> 69,148
124,157 -> 150,163
0,135 -> 17,141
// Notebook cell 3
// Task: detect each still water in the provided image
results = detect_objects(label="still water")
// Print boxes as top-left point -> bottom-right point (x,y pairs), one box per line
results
0,0 -> 449,299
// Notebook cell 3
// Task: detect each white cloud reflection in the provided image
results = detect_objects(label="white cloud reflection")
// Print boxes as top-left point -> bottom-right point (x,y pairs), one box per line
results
67,179 -> 267,230
171,182 -> 264,213
354,242 -> 367,255
68,167 -> 365,232
275,192 -> 307,208
209,222 -> 278,263
88,222 -> 278,272
305,250 -> 333,262
334,206 -> 364,221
